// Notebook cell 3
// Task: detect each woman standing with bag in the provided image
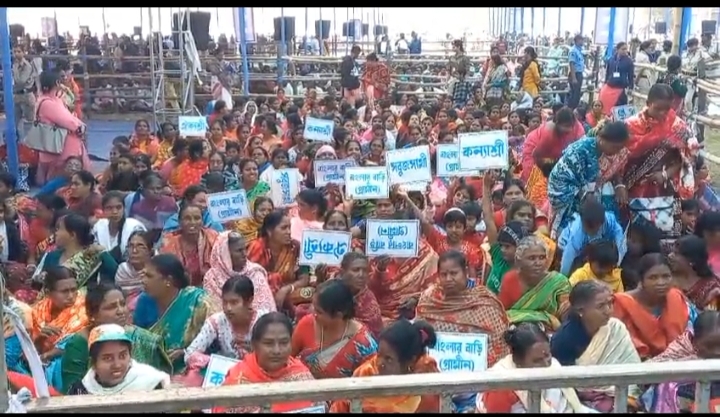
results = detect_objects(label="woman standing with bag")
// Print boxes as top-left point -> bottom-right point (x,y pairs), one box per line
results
32,70 -> 89,186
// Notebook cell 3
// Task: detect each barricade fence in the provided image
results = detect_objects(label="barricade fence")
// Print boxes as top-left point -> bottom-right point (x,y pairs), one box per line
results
24,360 -> 720,413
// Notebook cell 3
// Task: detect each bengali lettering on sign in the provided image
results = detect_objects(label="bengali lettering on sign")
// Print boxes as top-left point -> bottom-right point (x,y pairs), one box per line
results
313,159 -> 356,187
458,131 -> 509,172
386,145 -> 432,185
611,104 -> 637,122
202,354 -> 240,388
428,332 -> 489,373
303,117 -> 335,142
207,190 -> 251,223
365,219 -> 420,258
436,144 -> 481,177
271,168 -> 301,207
299,230 -> 352,267
344,166 -> 389,200
178,116 -> 208,137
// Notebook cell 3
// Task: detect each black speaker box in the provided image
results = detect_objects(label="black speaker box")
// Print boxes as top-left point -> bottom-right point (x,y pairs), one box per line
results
342,22 -> 350,37
273,16 -> 296,41
172,12 -> 210,51
655,21 -> 667,35
315,20 -> 330,40
374,25 -> 387,36
362,24 -> 369,37
9,24 -> 24,38
702,20 -> 717,35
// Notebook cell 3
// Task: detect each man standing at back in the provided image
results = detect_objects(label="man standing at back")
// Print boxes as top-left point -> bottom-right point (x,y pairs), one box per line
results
567,34 -> 585,109
12,45 -> 37,136
340,45 -> 362,107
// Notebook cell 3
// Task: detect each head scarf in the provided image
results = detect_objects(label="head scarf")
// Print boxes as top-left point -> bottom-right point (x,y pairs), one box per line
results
497,220 -> 530,246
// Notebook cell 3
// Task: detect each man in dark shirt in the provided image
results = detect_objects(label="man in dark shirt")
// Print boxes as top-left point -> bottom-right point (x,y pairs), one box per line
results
340,45 -> 362,107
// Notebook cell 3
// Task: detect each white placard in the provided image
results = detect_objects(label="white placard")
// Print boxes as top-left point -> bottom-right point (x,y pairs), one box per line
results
365,219 -> 420,258
594,8 -> 630,45
202,354 -> 240,388
303,117 -> 335,142
313,159 -> 356,187
428,332 -> 489,372
458,131 -> 509,171
344,166 -> 389,200
390,105 -> 404,115
178,116 -> 208,137
299,230 -> 352,266
401,181 -> 429,193
436,144 -> 480,177
271,168 -> 301,207
207,190 -> 251,223
284,405 -> 327,413
611,104 -> 636,122
386,145 -> 432,185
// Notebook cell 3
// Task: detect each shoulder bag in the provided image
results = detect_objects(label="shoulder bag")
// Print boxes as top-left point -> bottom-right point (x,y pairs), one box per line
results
22,98 -> 68,154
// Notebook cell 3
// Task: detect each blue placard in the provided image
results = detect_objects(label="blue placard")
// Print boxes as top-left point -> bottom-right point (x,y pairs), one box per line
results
386,145 -> 432,185
299,230 -> 352,266
428,332 -> 489,372
207,190 -> 251,223
344,166 -> 389,200
178,116 -> 208,137
313,159 -> 356,187
436,144 -> 480,177
458,131 -> 509,171
303,117 -> 335,142
612,104 -> 636,122
365,219 -> 420,258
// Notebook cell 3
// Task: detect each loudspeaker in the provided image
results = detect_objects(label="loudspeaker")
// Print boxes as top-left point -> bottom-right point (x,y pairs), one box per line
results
273,17 -> 296,41
654,21 -> 667,35
315,20 -> 330,40
702,20 -> 717,35
9,24 -> 24,38
172,12 -> 211,51
374,25 -> 388,36
342,21 -> 362,38
342,22 -> 350,37
362,24 -> 369,37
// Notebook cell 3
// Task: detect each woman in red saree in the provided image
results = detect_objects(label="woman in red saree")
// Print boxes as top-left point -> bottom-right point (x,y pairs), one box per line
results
623,84 -> 697,240
129,119 -> 160,163
362,53 -> 390,111
331,252 -> 383,338
168,139 -> 209,198
585,100 -> 606,128
670,235 -> 720,310
247,211 -> 311,315
214,312 -> 321,414
521,108 -> 585,211
158,204 -> 218,287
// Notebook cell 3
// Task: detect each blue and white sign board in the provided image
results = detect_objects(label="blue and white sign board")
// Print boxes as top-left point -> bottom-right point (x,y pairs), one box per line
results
612,104 -> 636,122
458,131 -> 509,171
271,168 -> 301,207
594,8 -> 630,45
401,181 -> 429,193
365,219 -> 420,258
345,166 -> 389,200
303,117 -> 335,142
428,332 -> 489,373
207,190 -> 251,223
386,145 -> 432,185
178,116 -> 208,137
436,144 -> 480,177
202,354 -> 240,388
313,159 -> 356,187
299,230 -> 352,267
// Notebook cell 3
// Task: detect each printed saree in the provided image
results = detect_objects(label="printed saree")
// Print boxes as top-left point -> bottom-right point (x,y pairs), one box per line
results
246,237 -> 313,306
31,294 -> 88,353
685,277 -> 720,311
501,271 -> 571,331
39,247 -> 118,289
158,228 -> 218,287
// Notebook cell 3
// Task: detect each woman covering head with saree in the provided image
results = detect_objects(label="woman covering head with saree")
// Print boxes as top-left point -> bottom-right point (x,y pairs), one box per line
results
613,253 -> 696,360
60,283 -> 171,394
214,312 -> 322,414
497,236 -> 571,332
330,319 -> 441,413
669,235 -> 720,310
417,250 -> 510,367
551,281 -> 641,412
115,231 -> 154,314
203,231 -> 276,312
232,197 -> 274,243
133,254 -> 217,373
623,84 -> 697,239
292,279 -> 377,379
159,204 -> 219,287
547,121 -> 630,237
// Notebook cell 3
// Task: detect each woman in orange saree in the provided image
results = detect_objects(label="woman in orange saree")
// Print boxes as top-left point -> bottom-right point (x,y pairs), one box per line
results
246,211 -> 311,314
623,84 -> 697,240
31,267 -> 88,356
158,204 -> 218,287
168,140 -> 209,198
231,196 -> 274,244
330,320 -> 441,413
129,119 -> 160,163
214,312 -> 322,414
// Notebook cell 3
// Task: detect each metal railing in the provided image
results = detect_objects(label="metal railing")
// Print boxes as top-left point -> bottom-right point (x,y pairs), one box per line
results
25,359 -> 720,413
